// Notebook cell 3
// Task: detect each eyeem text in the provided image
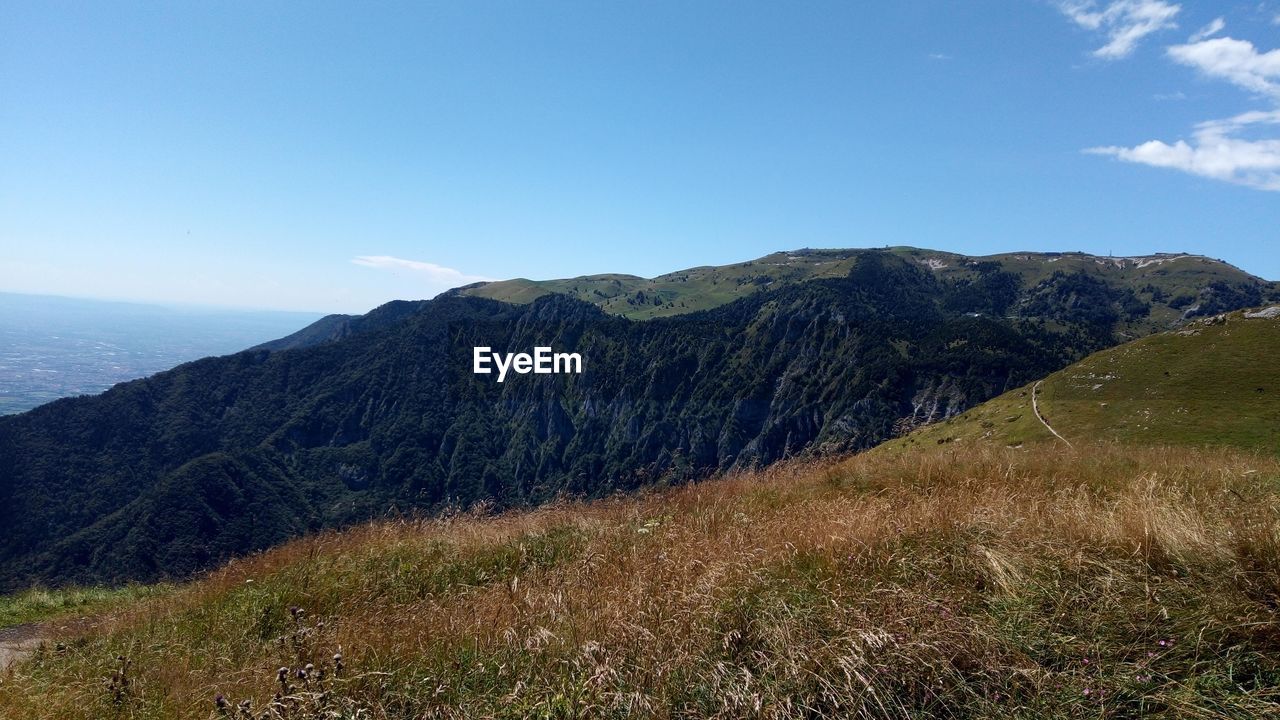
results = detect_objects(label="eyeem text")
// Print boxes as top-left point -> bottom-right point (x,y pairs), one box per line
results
473,346 -> 583,382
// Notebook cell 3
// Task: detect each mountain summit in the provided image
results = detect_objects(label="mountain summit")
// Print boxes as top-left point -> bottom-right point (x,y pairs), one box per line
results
457,247 -> 1270,325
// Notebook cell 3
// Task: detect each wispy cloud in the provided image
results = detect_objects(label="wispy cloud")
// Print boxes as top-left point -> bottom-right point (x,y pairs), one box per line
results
1059,3 -> 1280,192
1166,36 -> 1280,97
351,256 -> 494,287
1058,0 -> 1181,59
1087,110 -> 1280,191
927,52 -> 953,61
1187,16 -> 1225,43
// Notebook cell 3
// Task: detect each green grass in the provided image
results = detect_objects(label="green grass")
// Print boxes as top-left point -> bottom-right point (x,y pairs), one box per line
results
0,584 -> 171,628
883,309 -> 1280,454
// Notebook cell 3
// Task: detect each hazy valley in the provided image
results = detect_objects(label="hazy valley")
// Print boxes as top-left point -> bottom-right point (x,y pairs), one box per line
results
0,294 -> 320,415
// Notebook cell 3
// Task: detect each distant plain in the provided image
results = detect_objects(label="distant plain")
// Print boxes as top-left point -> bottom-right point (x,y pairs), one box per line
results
0,293 -> 320,414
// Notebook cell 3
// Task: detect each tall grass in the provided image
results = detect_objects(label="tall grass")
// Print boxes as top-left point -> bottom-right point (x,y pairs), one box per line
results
0,585 -> 168,629
2,442 -> 1279,718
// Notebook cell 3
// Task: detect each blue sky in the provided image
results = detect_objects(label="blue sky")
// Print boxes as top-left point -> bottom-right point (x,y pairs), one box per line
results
2,1 -> 1278,313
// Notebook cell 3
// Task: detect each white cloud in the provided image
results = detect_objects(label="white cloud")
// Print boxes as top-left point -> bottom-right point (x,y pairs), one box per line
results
1187,16 -> 1225,42
1167,36 -> 1280,97
1069,9 -> 1280,192
351,256 -> 494,287
1058,0 -> 1181,59
1087,110 -> 1280,191
927,52 -> 953,61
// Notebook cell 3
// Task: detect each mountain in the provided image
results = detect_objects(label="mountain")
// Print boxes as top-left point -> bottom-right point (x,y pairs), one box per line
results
883,305 -> 1280,454
248,300 -> 429,352
0,249 -> 1275,590
457,247 -> 1273,328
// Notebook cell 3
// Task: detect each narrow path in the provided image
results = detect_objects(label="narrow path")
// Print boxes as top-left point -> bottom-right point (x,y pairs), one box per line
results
0,624 -> 44,669
1032,380 -> 1073,448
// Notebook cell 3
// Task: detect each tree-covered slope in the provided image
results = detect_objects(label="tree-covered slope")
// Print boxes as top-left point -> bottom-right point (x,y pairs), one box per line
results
0,250 -> 1272,589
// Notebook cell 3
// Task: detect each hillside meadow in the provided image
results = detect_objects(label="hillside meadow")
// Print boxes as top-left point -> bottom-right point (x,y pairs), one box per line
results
2,442 -> 1279,718
887,310 -> 1280,454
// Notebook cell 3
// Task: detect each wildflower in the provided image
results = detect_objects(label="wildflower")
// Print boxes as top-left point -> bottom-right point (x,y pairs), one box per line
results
215,694 -> 228,710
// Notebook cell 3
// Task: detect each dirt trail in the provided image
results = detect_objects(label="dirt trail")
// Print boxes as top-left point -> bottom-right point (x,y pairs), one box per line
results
0,624 -> 44,669
1032,380 -> 1073,448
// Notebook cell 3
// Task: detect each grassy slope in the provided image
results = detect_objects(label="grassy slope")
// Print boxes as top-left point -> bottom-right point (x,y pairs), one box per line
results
0,585 -> 169,628
3,444 -> 1280,718
882,309 -> 1280,454
459,247 -> 1268,325
463,251 -> 860,320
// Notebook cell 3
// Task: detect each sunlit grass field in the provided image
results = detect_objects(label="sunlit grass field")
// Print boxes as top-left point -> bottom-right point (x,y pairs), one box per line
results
3,442 -> 1279,718
885,311 -> 1280,454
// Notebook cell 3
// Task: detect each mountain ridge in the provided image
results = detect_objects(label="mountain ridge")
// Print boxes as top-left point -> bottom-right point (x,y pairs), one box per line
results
454,246 -> 1274,323
1,248 -> 1276,589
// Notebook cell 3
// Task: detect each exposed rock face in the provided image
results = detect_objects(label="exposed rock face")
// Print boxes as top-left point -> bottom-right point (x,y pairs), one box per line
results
1245,306 -> 1280,319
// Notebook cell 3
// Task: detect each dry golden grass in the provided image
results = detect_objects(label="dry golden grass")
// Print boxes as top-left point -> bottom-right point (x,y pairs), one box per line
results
3,442 -> 1279,718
